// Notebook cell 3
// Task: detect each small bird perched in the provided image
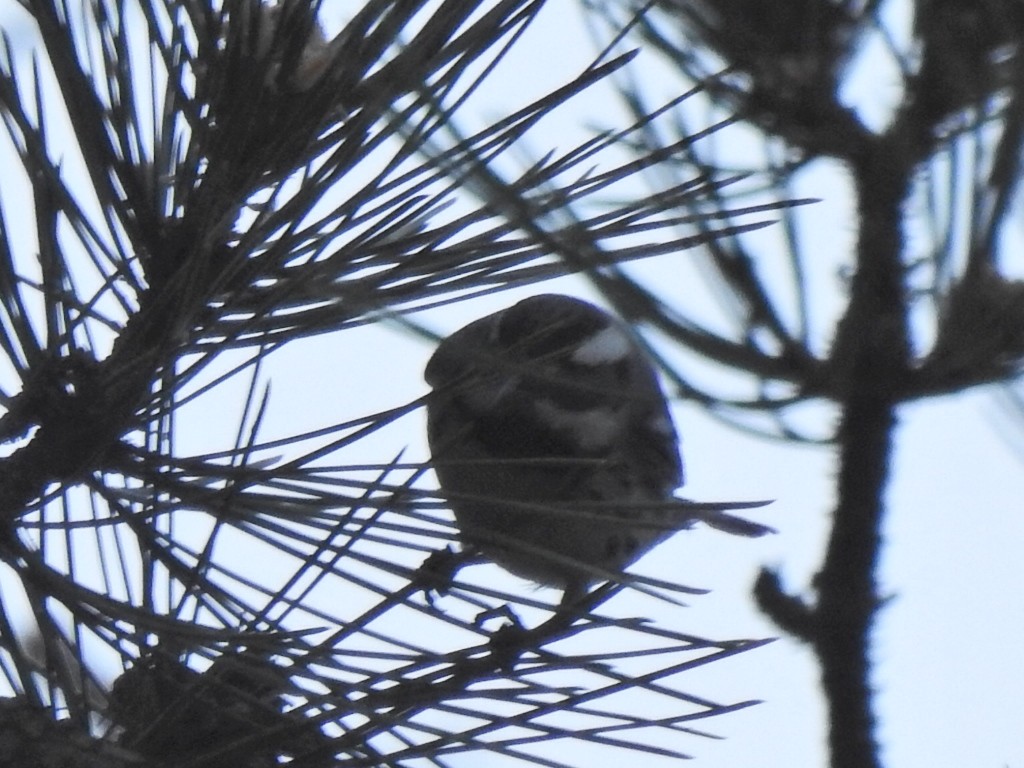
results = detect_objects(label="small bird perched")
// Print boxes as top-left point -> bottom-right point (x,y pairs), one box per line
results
424,294 -> 771,604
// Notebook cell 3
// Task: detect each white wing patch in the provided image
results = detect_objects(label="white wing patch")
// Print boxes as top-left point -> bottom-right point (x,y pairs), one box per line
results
534,398 -> 623,450
570,325 -> 633,366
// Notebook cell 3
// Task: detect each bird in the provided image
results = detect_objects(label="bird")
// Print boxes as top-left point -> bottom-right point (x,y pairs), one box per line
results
424,293 -> 772,605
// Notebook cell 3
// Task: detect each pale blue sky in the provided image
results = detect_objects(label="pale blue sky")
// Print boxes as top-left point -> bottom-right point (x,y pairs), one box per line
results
1,1 -> 1022,765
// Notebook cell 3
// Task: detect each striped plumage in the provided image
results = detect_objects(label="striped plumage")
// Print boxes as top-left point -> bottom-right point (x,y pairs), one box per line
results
425,294 -> 770,602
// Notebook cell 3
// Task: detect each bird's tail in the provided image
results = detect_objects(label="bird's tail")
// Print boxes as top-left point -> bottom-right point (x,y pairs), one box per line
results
672,498 -> 775,537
